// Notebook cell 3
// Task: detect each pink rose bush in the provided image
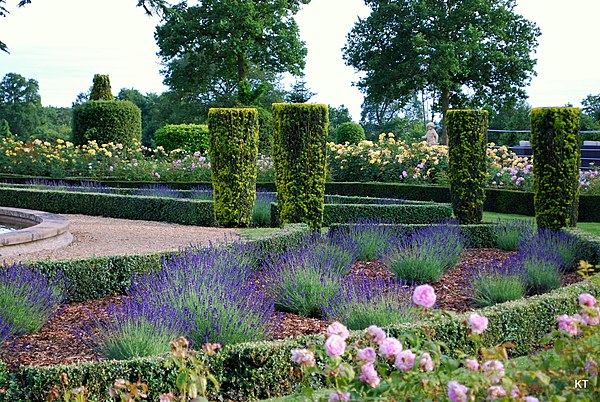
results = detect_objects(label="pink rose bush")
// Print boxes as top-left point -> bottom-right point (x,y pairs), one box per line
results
289,289 -> 598,401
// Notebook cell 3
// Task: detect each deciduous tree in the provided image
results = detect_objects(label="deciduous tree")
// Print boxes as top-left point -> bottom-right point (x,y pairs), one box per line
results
343,0 -> 541,142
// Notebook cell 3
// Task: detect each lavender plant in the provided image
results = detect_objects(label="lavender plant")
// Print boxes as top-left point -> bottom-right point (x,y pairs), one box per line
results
67,181 -> 114,194
266,238 -> 357,318
469,262 -> 527,307
253,190 -> 276,227
0,263 -> 67,335
329,220 -> 405,261
518,250 -> 563,295
386,224 -> 465,283
189,185 -> 213,200
520,229 -> 581,271
491,219 -> 535,251
0,316 -> 13,348
323,276 -> 418,330
85,299 -> 192,360
132,183 -> 183,198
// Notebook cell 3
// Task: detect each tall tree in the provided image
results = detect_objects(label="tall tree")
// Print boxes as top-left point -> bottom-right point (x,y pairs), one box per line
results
155,0 -> 309,104
343,0 -> 541,142
0,72 -> 43,137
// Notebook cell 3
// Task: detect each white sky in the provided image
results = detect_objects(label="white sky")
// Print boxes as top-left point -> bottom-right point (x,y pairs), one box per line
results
0,0 -> 599,121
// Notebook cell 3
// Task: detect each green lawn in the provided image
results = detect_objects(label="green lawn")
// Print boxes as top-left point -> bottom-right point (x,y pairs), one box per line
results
482,211 -> 600,236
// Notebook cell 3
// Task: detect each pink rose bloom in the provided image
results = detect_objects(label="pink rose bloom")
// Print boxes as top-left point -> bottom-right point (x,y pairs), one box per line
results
413,284 -> 436,308
523,397 -> 540,402
420,352 -> 434,372
486,385 -> 507,400
379,337 -> 402,360
365,325 -> 386,344
582,309 -> 599,326
327,321 -> 350,340
447,381 -> 469,402
325,335 -> 346,357
394,349 -> 416,371
557,314 -> 579,336
579,293 -> 597,308
356,347 -> 377,364
328,391 -> 351,402
291,349 -> 316,368
482,360 -> 505,383
468,313 -> 489,334
359,363 -> 380,388
511,385 -> 521,398
464,358 -> 479,371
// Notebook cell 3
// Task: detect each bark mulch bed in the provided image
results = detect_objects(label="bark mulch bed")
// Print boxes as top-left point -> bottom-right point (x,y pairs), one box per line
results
0,248 -> 583,369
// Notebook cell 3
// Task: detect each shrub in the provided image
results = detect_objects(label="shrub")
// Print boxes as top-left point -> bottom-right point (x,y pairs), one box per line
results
89,74 -> 113,101
521,253 -> 563,295
328,220 -> 405,261
85,299 -> 190,360
520,229 -> 581,271
0,263 -> 67,335
253,190 -> 276,227
266,236 -> 357,318
470,264 -> 526,307
530,107 -> 580,229
447,109 -> 489,224
386,224 -> 465,283
272,103 -> 329,230
0,118 -> 11,137
208,108 -> 259,228
72,100 -> 142,146
154,124 -> 210,153
336,121 -> 365,144
323,277 -> 418,330
491,219 -> 535,251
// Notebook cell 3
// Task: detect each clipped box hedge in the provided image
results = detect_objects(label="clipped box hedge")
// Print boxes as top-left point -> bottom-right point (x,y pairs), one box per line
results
0,187 -> 215,226
2,274 -> 598,401
270,202 -> 453,227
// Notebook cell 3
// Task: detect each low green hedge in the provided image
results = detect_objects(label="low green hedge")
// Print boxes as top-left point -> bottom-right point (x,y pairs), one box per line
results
562,227 -> 600,265
3,274 -> 598,401
271,202 -> 453,227
0,187 -> 215,226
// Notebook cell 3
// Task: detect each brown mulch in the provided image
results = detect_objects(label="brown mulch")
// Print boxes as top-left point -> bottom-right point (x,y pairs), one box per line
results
0,248 -> 584,369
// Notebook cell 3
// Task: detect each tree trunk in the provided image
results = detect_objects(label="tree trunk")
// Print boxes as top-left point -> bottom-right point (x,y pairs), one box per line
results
441,87 -> 450,145
237,53 -> 246,83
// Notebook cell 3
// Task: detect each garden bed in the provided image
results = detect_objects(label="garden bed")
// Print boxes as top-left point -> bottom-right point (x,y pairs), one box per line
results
0,248 -> 584,370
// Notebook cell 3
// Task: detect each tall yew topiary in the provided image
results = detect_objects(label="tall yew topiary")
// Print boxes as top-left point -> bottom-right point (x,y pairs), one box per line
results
530,107 -> 580,230
447,109 -> 488,224
272,103 -> 329,230
89,74 -> 113,101
208,108 -> 259,228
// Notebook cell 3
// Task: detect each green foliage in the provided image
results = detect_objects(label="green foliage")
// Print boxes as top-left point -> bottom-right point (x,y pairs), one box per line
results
471,270 -> 527,307
0,118 -> 10,137
284,79 -> 315,103
448,109 -> 489,224
272,103 -> 329,230
271,201 -> 452,227
0,72 -> 43,137
327,104 -> 353,141
335,121 -> 365,144
524,257 -> 562,295
154,124 -> 209,153
488,100 -> 531,146
117,88 -> 162,147
344,0 -> 540,125
208,108 -> 259,228
531,107 -> 581,230
491,219 -> 535,251
155,1 -> 308,105
72,100 -> 142,146
89,74 -> 113,101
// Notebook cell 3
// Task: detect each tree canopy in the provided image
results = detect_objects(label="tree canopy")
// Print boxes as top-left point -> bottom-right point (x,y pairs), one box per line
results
0,72 -> 43,136
155,0 -> 309,104
343,0 -> 541,140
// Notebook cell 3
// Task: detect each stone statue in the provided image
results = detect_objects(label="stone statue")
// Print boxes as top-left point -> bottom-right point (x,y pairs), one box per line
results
422,122 -> 439,146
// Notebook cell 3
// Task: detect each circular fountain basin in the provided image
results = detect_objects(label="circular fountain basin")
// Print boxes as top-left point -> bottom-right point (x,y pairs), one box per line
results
0,207 -> 73,257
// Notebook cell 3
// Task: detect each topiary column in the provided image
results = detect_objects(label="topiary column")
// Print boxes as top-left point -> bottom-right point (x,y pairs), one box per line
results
208,108 -> 259,228
89,74 -> 113,101
447,109 -> 488,224
272,103 -> 329,230
530,107 -> 580,230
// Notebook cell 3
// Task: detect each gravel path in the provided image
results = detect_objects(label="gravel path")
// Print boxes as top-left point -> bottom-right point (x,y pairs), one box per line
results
1,214 -> 239,264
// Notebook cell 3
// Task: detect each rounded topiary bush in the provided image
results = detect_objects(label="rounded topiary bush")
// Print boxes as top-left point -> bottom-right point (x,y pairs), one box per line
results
72,100 -> 142,146
154,124 -> 209,153
336,121 -> 365,144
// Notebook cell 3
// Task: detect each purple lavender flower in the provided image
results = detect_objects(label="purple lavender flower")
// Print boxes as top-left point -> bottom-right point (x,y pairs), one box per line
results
133,184 -> 183,198
519,229 -> 580,271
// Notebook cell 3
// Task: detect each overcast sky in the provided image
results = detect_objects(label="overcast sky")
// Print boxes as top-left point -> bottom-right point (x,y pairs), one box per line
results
0,0 -> 599,121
